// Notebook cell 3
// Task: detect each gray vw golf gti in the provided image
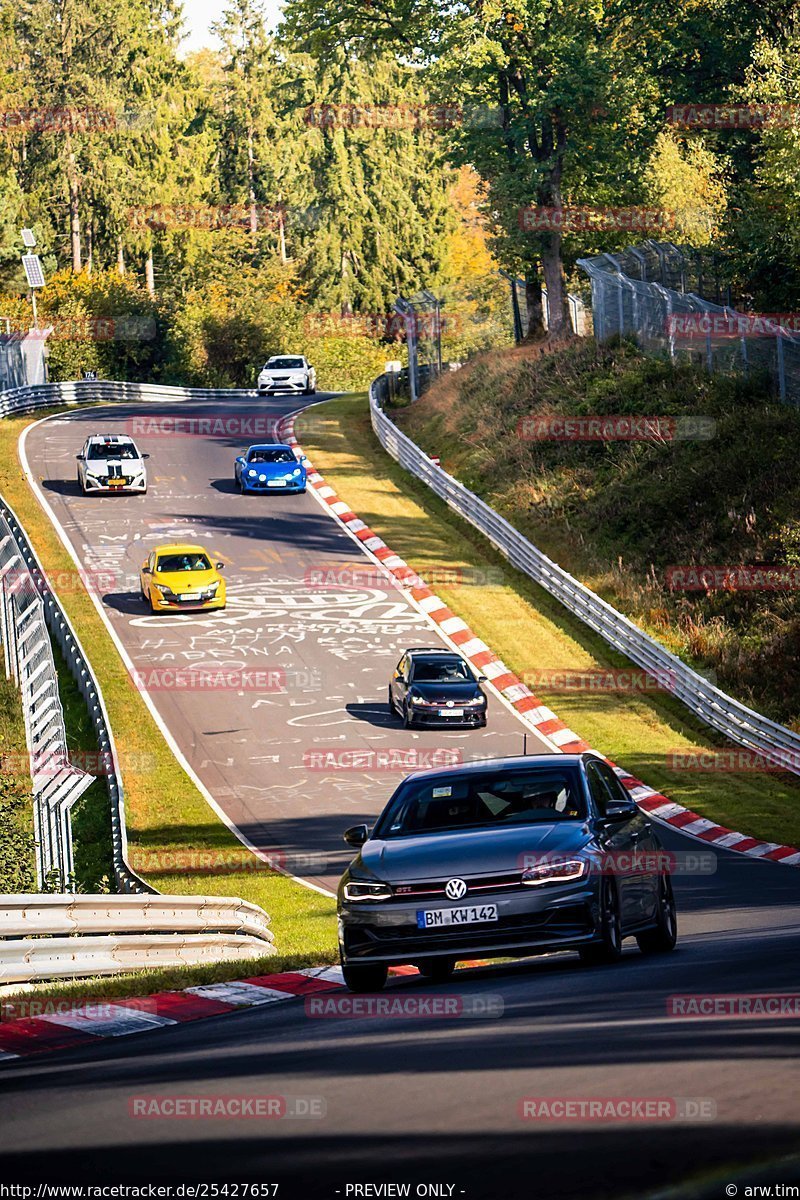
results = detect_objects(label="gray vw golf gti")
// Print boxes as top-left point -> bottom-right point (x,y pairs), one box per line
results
338,753 -> 678,991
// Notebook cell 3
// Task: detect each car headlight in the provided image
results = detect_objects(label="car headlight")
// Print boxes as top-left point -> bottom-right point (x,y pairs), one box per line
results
521,859 -> 588,885
202,582 -> 219,596
466,695 -> 486,706
290,374 -> 305,383
248,469 -> 257,478
410,693 -> 426,705
259,474 -> 267,481
343,880 -> 392,902
155,583 -> 175,598
292,468 -> 301,477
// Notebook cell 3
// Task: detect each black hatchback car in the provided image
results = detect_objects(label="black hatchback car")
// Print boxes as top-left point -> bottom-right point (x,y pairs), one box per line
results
388,647 -> 488,728
338,753 -> 677,991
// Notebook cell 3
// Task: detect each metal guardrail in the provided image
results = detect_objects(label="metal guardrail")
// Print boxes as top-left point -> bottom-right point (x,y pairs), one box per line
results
1,935 -> 275,984
0,893 -> 273,940
0,496 -> 152,895
0,516 -> 94,889
0,378 -> 255,418
370,375 -> 800,776
0,894 -> 275,983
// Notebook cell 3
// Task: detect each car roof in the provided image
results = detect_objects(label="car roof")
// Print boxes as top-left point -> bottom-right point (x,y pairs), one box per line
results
405,647 -> 460,656
400,752 -> 601,783
152,543 -> 211,556
245,443 -> 294,452
85,434 -> 136,444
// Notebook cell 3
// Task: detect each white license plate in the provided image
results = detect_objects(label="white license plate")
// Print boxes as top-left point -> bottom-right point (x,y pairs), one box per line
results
417,905 -> 498,929
179,594 -> 199,601
267,480 -> 285,487
439,708 -> 464,717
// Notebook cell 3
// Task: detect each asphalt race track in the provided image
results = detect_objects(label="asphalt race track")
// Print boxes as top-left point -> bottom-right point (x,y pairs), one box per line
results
4,393 -> 800,1196
22,394 -> 552,892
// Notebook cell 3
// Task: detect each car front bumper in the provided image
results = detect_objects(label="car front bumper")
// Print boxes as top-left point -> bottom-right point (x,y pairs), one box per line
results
339,881 -> 598,964
406,705 -> 487,727
149,593 -> 225,612
83,477 -> 147,493
258,380 -> 309,394
241,477 -> 306,492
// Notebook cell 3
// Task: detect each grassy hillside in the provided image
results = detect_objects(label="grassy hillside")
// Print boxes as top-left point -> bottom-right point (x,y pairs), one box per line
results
399,338 -> 800,729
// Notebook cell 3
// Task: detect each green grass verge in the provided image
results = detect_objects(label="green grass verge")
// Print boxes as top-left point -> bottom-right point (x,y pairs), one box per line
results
296,394 -> 800,849
0,407 -> 337,967
401,339 -> 800,730
0,647 -> 36,891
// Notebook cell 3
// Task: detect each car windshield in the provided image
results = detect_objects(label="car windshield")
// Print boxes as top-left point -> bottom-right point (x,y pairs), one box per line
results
247,449 -> 295,464
156,553 -> 212,573
266,358 -> 304,369
374,767 -> 586,838
412,657 -> 471,683
87,443 -> 138,460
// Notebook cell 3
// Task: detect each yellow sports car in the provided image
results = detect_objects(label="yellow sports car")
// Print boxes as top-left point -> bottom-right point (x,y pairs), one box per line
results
140,543 -> 226,613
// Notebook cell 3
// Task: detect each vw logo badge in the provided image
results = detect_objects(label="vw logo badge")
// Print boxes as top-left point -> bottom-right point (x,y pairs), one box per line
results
446,700 -> 454,707
445,878 -> 468,901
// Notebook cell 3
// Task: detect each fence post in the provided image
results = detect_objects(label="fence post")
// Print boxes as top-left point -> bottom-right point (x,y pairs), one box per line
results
776,331 -> 787,403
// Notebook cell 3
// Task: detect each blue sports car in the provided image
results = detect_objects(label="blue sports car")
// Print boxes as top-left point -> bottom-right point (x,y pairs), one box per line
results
234,443 -> 308,494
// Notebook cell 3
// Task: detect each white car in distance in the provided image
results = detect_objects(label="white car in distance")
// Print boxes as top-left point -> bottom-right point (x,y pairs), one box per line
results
76,434 -> 149,495
257,355 -> 316,396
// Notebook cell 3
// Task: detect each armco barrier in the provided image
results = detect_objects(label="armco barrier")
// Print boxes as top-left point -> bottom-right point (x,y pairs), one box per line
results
369,375 -> 800,777
0,894 -> 273,940
0,495 -> 152,895
0,894 -> 275,983
0,516 -> 93,889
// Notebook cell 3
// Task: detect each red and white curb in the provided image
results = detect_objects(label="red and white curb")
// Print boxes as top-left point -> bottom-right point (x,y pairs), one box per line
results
0,968 -> 348,1063
282,413 -> 800,869
0,962 -> 481,1065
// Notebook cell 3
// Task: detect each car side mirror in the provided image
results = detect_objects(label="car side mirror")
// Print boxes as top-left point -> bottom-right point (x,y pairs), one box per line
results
76,454 -> 84,460
343,824 -> 369,848
142,453 -> 150,460
235,456 -> 244,464
141,563 -> 150,573
215,562 -> 224,570
299,454 -> 308,463
477,675 -> 487,682
602,802 -> 637,824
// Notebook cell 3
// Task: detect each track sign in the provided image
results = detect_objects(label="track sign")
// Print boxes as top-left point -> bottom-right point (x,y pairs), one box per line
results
22,254 -> 45,289
21,228 -> 36,248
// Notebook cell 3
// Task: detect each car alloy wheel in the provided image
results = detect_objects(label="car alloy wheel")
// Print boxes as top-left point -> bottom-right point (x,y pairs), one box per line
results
341,961 -> 388,993
580,878 -> 623,965
636,873 -> 678,954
